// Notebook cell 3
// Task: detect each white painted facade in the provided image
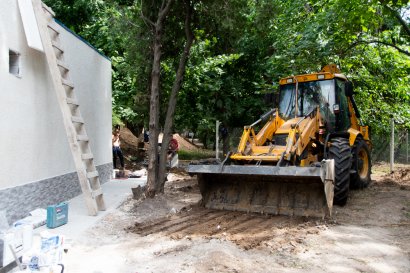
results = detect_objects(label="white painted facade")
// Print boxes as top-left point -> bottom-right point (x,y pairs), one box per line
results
0,0 -> 112,221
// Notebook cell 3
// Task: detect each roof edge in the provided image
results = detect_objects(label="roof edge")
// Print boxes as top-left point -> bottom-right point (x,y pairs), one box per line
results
54,19 -> 111,62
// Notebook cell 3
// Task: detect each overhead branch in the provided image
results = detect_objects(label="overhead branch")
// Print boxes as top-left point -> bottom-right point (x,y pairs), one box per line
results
346,39 -> 410,56
383,3 -> 410,37
158,0 -> 174,24
140,0 -> 155,26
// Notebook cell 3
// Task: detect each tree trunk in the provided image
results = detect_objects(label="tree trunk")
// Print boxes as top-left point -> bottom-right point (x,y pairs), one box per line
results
145,31 -> 161,198
145,0 -> 174,198
157,0 -> 194,192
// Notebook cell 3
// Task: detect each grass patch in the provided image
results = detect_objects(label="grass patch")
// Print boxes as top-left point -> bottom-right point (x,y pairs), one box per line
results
178,149 -> 215,160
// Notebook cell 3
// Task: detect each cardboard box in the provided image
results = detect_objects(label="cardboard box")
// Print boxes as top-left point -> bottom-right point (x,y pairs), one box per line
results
47,203 -> 68,229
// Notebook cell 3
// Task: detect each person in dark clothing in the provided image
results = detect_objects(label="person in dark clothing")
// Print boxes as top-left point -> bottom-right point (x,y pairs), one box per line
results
144,129 -> 149,142
112,125 -> 124,169
219,124 -> 229,155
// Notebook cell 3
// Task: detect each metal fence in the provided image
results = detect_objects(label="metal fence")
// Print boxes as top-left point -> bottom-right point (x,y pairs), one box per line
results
372,120 -> 409,165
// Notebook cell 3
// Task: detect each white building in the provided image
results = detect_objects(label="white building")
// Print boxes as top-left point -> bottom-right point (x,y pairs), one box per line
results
0,0 -> 112,224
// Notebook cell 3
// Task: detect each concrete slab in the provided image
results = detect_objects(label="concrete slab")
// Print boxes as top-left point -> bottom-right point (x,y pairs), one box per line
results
36,177 -> 146,239
1,177 -> 146,272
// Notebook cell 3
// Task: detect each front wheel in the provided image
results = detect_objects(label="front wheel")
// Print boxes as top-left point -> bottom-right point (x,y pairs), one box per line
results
350,139 -> 371,189
328,138 -> 351,206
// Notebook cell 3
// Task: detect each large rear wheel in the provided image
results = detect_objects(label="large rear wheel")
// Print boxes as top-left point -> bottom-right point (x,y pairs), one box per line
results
350,139 -> 371,189
328,137 -> 351,206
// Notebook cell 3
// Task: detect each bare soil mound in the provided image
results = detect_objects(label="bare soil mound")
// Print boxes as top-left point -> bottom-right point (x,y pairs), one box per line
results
117,127 -> 141,169
173,134 -> 200,151
119,128 -> 210,170
120,127 -> 140,148
158,133 -> 199,151
376,164 -> 410,189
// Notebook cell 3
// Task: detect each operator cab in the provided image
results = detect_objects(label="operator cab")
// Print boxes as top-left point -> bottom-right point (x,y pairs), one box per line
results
278,76 -> 351,133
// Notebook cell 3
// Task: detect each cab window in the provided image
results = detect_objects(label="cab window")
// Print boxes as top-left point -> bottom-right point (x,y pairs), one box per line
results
335,79 -> 351,131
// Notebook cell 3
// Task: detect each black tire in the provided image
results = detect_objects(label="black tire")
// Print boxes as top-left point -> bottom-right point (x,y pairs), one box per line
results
350,139 -> 371,189
328,137 -> 351,206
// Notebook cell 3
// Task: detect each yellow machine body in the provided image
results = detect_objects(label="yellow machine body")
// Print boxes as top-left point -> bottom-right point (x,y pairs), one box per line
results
189,65 -> 371,217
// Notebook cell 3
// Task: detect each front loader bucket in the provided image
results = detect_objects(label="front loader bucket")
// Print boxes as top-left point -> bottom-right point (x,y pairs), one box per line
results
188,160 -> 335,218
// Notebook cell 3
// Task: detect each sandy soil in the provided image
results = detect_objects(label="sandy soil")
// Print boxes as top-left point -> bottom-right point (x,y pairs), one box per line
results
63,164 -> 410,273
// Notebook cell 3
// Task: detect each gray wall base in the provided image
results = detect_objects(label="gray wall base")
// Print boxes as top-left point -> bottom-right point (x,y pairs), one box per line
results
0,163 -> 112,224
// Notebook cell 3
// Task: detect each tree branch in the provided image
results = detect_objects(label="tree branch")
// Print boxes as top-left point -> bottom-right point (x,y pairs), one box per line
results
347,39 -> 410,56
184,0 -> 194,43
367,40 -> 410,56
383,3 -> 410,37
140,0 -> 155,26
158,0 -> 173,23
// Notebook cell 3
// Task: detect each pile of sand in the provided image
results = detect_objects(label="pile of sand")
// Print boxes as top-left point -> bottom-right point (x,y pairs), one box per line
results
173,134 -> 200,151
118,128 -> 199,152
120,127 -> 141,154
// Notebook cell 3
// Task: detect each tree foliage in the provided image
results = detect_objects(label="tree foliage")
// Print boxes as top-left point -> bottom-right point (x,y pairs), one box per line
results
46,0 -> 409,144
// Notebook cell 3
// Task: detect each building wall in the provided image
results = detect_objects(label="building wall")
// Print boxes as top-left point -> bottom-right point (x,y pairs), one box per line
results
0,0 -> 112,223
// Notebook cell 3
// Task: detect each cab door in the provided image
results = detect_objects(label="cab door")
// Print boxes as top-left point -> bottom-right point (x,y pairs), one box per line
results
335,79 -> 351,132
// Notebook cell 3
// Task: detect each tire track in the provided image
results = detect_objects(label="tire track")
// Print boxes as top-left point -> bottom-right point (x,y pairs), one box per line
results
226,216 -> 268,235
135,209 -> 225,236
129,206 -> 311,251
163,210 -> 232,236
131,208 -> 210,235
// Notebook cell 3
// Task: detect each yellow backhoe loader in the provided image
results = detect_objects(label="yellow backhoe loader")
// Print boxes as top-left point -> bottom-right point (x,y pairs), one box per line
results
188,64 -> 371,217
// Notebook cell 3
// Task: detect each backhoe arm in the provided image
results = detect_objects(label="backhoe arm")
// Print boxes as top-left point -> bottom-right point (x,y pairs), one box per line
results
237,109 -> 284,154
254,111 -> 284,145
283,107 -> 321,161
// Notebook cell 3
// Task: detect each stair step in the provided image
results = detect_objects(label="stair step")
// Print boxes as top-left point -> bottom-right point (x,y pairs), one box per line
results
71,116 -> 84,123
62,78 -> 74,88
87,171 -> 99,179
77,135 -> 89,142
82,153 -> 94,160
42,2 -> 56,16
51,42 -> 64,53
47,21 -> 59,33
66,98 -> 79,106
92,188 -> 103,198
57,60 -> 69,71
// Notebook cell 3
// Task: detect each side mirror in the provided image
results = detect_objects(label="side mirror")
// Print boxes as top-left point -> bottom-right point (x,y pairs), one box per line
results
333,104 -> 340,114
345,81 -> 354,97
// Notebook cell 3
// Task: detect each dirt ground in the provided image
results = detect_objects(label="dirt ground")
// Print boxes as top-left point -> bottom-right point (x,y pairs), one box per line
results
62,162 -> 410,273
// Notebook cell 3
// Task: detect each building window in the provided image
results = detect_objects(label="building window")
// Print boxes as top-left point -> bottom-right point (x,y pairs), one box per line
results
9,50 -> 21,77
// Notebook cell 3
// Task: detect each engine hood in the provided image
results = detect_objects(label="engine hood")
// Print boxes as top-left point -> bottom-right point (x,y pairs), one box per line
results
275,117 -> 311,134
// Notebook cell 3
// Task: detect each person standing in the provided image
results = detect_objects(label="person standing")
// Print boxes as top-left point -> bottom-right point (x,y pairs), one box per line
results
112,125 -> 124,169
219,123 -> 229,156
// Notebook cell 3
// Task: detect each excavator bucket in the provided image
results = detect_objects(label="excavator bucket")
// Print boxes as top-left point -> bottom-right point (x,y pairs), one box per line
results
188,160 -> 335,218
